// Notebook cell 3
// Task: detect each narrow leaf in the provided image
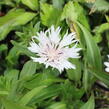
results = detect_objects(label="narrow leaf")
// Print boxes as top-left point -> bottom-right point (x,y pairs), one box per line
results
80,94 -> 95,109
0,9 -> 36,40
21,0 -> 39,11
19,86 -> 46,105
1,97 -> 33,109
20,60 -> 37,79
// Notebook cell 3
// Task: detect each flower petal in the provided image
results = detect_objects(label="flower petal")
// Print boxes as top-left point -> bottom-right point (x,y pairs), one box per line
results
56,60 -> 76,72
104,62 -> 109,67
31,57 -> 46,64
105,68 -> 109,72
48,26 -> 61,44
28,42 -> 40,53
59,32 -> 76,48
36,31 -> 50,46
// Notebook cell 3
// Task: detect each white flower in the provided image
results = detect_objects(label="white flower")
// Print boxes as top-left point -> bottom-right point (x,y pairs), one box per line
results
28,26 -> 81,72
104,55 -> 109,72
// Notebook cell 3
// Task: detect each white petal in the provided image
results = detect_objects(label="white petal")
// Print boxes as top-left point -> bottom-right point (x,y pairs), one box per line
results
28,42 -> 40,53
69,48 -> 81,58
105,68 -> 109,72
107,55 -> 109,58
59,32 -> 76,48
36,31 -> 50,46
48,26 -> 61,44
31,57 -> 46,64
62,60 -> 76,69
58,67 -> 64,73
62,47 -> 81,59
57,60 -> 76,72
104,62 -> 109,67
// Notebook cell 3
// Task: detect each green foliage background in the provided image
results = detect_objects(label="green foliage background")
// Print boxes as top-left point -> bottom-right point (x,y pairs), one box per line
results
0,0 -> 109,109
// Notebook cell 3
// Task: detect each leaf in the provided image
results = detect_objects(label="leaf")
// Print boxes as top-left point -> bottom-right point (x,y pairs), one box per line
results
61,1 -> 90,30
93,23 -> 109,34
91,70 -> 109,87
93,34 -> 102,44
0,0 -> 15,7
46,102 -> 66,109
83,68 -> 94,91
0,91 -> 8,95
19,86 -> 46,105
77,22 -> 102,72
20,60 -> 37,79
61,1 -> 78,22
61,80 -> 84,101
105,15 -> 109,22
21,0 -> 39,11
85,0 -> 96,3
29,84 -> 61,103
4,69 -> 19,82
6,46 -> 19,66
1,97 -> 33,109
11,40 -> 36,57
0,9 -> 36,41
93,0 -> 109,12
40,3 -> 62,27
52,0 -> 64,9
80,94 -> 95,109
3,69 -> 19,99
67,59 -> 82,82
0,44 -> 7,53
24,71 -> 63,89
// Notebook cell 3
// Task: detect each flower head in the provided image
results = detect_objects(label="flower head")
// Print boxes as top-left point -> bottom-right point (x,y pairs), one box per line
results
28,26 -> 81,72
104,55 -> 109,72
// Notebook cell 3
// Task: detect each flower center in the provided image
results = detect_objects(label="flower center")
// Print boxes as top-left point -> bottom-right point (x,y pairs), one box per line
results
43,44 -> 63,62
47,49 -> 58,60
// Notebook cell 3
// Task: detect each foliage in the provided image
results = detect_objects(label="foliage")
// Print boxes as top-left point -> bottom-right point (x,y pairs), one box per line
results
0,0 -> 109,109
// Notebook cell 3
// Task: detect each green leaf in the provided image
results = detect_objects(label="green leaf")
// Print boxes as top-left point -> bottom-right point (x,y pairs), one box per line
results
19,86 -> 46,105
0,9 -> 36,41
77,22 -> 102,72
29,84 -> 61,103
93,23 -> 109,34
0,91 -> 8,95
46,102 -> 66,109
61,1 -> 78,22
85,0 -> 95,3
91,71 -> 109,87
80,94 -> 95,109
11,41 -> 36,57
1,97 -> 33,109
4,69 -> 19,82
52,0 -> 64,9
40,3 -> 62,27
93,34 -> 102,44
24,71 -> 63,89
0,0 -> 15,7
0,44 -> 7,52
6,46 -> 19,66
3,69 -> 19,99
93,0 -> 109,12
67,59 -> 82,82
61,80 -> 84,101
83,68 -> 94,91
20,60 -> 37,79
105,15 -> 109,22
61,1 -> 90,30
21,0 -> 39,11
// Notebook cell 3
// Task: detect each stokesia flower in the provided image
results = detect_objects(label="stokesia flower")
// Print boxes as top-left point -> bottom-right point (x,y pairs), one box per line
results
28,26 -> 81,72
104,55 -> 109,72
